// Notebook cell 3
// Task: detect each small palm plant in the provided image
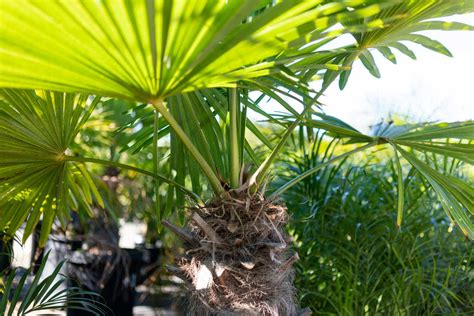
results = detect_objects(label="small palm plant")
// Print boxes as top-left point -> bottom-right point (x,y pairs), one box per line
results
0,251 -> 109,316
0,1 -> 473,314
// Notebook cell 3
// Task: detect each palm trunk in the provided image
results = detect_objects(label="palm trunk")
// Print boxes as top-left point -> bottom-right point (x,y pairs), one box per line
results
164,191 -> 305,316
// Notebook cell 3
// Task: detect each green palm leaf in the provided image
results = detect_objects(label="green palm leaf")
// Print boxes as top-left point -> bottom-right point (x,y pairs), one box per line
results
0,89 -> 102,246
290,0 -> 474,88
0,0 -> 388,101
305,112 -> 374,142
384,121 -> 474,237
0,251 -> 108,315
394,145 -> 473,238
349,0 -> 474,78
277,119 -> 474,238
376,121 -> 474,237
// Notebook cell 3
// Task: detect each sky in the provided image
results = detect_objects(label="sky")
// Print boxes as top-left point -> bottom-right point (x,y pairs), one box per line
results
253,14 -> 474,134
321,14 -> 474,133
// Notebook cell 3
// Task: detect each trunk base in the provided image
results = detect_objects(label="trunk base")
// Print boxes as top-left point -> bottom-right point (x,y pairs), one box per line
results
168,191 -> 301,316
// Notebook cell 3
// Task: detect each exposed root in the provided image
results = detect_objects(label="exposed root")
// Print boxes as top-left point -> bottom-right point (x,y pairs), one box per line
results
165,191 -> 301,315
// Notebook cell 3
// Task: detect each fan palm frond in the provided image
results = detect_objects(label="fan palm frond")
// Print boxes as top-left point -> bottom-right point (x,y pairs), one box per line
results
0,0 -> 396,101
0,89 -> 102,245
274,118 -> 474,238
287,0 -> 474,88
384,121 -> 474,237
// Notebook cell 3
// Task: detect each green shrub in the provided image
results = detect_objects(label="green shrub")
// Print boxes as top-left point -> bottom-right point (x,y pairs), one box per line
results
275,133 -> 474,315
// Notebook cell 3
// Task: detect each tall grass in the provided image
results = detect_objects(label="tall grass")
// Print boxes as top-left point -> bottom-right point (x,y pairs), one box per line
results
273,132 -> 474,315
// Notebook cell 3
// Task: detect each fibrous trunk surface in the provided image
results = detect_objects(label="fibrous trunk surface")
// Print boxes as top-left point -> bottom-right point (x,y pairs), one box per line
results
165,191 -> 300,316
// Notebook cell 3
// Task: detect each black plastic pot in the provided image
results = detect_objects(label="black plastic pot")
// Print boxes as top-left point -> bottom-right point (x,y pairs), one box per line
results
66,246 -> 161,316
66,263 -> 134,316
126,245 -> 161,285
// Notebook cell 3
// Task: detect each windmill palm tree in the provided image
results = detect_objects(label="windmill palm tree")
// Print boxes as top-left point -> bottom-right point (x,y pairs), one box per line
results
0,1 -> 473,314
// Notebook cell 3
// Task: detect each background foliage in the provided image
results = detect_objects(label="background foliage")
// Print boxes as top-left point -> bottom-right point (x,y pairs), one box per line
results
275,130 -> 474,314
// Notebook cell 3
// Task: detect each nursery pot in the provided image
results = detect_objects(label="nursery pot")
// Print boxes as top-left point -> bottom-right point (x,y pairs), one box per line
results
66,246 -> 161,316
66,261 -> 135,316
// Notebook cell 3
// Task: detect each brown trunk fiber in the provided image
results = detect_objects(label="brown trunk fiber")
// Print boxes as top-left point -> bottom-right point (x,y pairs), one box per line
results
165,191 -> 305,315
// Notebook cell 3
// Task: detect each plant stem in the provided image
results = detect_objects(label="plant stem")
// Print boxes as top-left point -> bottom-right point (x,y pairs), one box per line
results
390,142 -> 405,228
151,99 -> 225,196
229,88 -> 240,188
249,51 -> 362,188
270,142 -> 376,198
63,155 -> 203,203
249,87 -> 327,187
153,110 -> 161,220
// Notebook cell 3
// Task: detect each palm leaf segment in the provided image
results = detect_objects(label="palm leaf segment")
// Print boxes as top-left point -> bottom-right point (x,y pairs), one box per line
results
382,122 -> 474,239
0,251 -> 108,315
285,0 -> 474,88
299,116 -> 474,238
1,0 -> 400,101
0,90 -> 102,246
342,0 -> 474,85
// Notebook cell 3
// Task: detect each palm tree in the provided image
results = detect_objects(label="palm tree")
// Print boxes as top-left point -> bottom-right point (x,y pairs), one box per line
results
0,1 -> 473,314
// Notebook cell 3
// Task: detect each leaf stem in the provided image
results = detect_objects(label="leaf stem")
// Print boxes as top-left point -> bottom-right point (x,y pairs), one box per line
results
271,142 -> 376,198
249,86 -> 328,188
151,100 -> 225,196
390,142 -> 405,228
153,110 -> 161,219
248,52 -> 361,188
63,155 -> 203,203
229,88 -> 240,188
